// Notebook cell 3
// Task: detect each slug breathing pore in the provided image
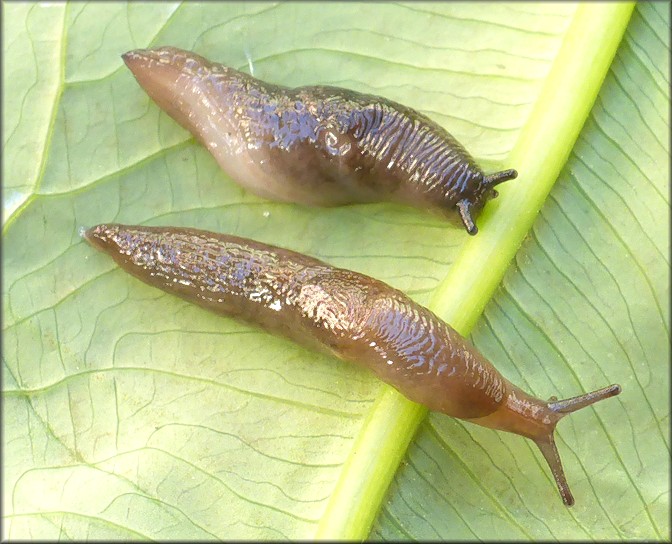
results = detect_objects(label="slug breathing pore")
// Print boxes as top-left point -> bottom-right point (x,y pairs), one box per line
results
84,223 -> 621,505
122,46 -> 518,235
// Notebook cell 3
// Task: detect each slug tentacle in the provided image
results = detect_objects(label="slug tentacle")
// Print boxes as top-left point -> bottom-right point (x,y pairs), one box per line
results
85,223 -> 621,505
484,168 -> 518,188
534,436 -> 571,505
536,384 -> 622,506
548,383 -> 621,414
468,383 -> 622,506
456,199 -> 477,235
123,46 -> 518,234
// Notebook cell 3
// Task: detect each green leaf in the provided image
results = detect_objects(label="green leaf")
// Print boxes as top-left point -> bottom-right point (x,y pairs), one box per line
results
2,2 -> 667,541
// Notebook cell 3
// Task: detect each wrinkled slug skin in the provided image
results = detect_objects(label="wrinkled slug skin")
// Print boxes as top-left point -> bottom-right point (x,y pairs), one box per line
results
122,47 -> 518,234
86,223 -> 621,505
85,223 -> 505,418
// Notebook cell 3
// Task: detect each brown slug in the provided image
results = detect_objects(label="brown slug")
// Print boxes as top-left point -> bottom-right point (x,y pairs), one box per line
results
122,47 -> 517,235
84,223 -> 620,506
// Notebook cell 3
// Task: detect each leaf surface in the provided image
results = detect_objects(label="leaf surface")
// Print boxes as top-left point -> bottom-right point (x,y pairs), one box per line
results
2,2 -> 668,540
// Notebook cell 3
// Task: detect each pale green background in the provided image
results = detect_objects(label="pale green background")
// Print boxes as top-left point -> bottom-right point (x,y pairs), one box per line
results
2,2 -> 669,540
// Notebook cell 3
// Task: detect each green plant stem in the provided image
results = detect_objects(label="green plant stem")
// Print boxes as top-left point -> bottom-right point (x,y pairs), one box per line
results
431,2 -> 636,332
315,388 -> 427,539
315,2 -> 635,540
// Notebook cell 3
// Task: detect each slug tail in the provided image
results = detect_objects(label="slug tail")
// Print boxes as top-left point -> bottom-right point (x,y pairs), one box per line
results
536,383 -> 621,506
484,169 -> 517,187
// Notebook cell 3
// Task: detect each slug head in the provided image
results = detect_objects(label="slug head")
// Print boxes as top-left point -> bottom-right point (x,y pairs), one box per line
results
455,168 -> 517,235
468,382 -> 621,506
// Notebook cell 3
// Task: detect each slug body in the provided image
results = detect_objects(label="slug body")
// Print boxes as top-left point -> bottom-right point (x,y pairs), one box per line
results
85,223 -> 620,505
122,47 -> 517,235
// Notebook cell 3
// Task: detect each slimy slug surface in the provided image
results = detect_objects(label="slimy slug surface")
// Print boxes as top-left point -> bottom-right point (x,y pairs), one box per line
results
85,223 -> 621,505
122,47 -> 517,235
